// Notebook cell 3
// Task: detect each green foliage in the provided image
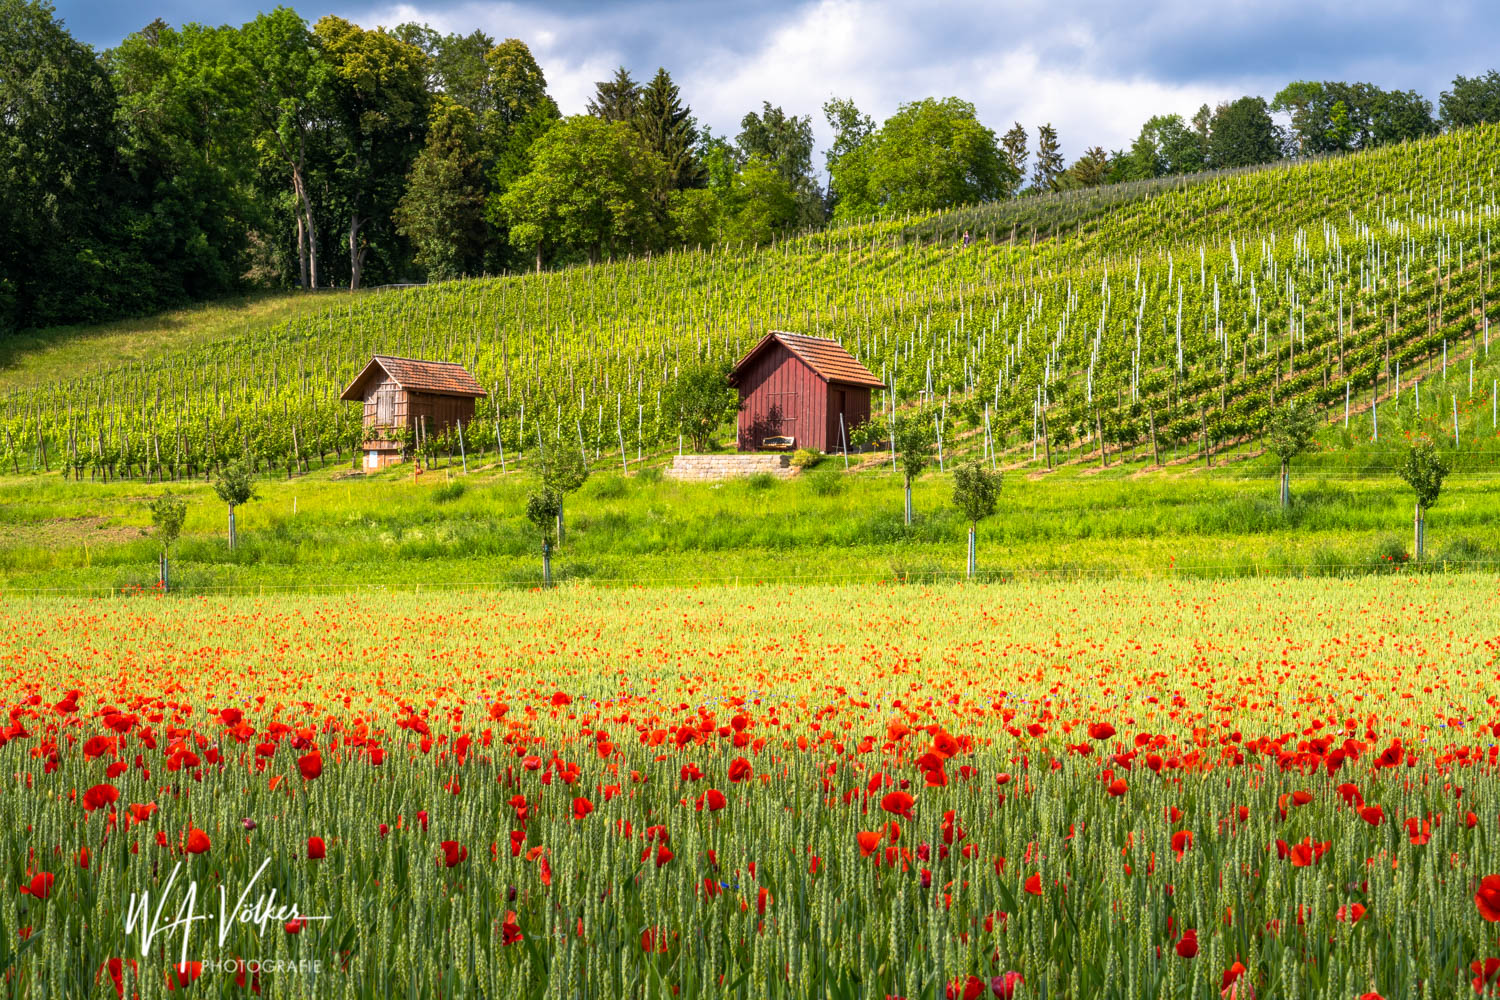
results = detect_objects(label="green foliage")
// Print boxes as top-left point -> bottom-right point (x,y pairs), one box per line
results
789,448 -> 822,469
395,97 -> 488,280
634,68 -> 704,191
393,25 -> 495,117
1208,96 -> 1281,168
736,103 -> 822,224
1265,400 -> 1319,461
312,15 -> 431,290
586,66 -> 640,123
481,38 -> 551,137
806,467 -> 844,496
499,116 -> 668,266
712,157 -> 800,245
212,461 -> 257,509
1397,441 -> 1449,511
148,490 -> 188,553
0,0 -> 153,328
745,472 -> 775,490
524,486 -> 560,544
1274,80 -> 1437,155
951,460 -> 1000,526
541,442 -> 589,497
1031,124 -> 1066,191
1061,146 -> 1113,189
893,408 -> 937,487
1440,70 -> 1500,131
589,474 -> 627,499
664,359 -> 739,452
831,98 -> 1011,217
1000,123 -> 1028,195
823,97 -> 875,217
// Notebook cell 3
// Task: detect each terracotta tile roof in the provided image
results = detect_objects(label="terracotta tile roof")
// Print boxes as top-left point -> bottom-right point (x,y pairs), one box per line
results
340,355 -> 488,401
735,332 -> 883,388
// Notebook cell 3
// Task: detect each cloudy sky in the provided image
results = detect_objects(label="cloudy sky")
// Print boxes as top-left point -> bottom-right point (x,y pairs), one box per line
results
55,0 -> 1494,165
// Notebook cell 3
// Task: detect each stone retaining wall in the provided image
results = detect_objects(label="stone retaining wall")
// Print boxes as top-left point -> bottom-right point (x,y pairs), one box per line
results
667,454 -> 795,481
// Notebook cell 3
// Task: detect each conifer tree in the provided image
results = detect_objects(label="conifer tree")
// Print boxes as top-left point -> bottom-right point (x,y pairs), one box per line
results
587,67 -> 640,123
1031,123 -> 1064,191
634,68 -> 705,190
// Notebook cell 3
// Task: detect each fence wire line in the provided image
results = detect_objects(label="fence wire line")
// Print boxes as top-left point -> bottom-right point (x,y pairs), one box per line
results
3,559 -> 1497,600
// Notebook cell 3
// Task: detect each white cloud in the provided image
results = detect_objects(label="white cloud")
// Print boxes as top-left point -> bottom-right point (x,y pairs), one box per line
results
342,0 -> 1452,170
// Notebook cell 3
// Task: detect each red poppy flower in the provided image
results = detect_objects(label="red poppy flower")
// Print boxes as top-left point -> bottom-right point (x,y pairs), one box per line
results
1171,831 -> 1193,859
297,751 -> 322,781
98,957 -> 137,999
19,872 -> 53,899
1087,722 -> 1116,741
1221,962 -> 1247,991
728,758 -> 753,783
1472,958 -> 1500,995
1107,779 -> 1128,797
990,972 -> 1023,998
857,831 -> 882,857
1175,929 -> 1198,958
284,918 -> 303,934
166,962 -> 203,991
185,828 -> 211,855
945,975 -> 984,1000
439,841 -> 468,867
881,791 -> 915,818
700,788 -> 727,812
1336,903 -> 1367,923
1023,874 -> 1041,896
572,796 -> 594,819
307,836 -> 326,860
501,911 -> 523,945
550,692 -> 572,706
1361,805 -> 1385,826
1476,875 -> 1500,922
1405,817 -> 1431,846
83,783 -> 120,812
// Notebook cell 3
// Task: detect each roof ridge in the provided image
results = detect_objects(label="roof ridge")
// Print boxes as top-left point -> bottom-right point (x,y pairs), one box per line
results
373,353 -> 467,366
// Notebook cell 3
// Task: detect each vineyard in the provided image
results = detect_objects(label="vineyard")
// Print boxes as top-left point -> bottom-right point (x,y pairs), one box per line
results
6,125 -> 1500,482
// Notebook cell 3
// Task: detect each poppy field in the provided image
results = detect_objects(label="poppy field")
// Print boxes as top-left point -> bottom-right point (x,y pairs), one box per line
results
3,575 -> 1500,999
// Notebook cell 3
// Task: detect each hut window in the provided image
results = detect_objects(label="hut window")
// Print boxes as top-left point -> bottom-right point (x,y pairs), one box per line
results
375,389 -> 395,424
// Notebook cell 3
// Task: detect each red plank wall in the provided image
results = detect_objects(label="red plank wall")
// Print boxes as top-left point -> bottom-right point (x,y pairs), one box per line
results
736,341 -> 828,451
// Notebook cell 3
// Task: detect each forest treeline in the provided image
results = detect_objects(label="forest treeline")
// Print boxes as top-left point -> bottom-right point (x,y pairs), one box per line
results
6,0 -> 1500,331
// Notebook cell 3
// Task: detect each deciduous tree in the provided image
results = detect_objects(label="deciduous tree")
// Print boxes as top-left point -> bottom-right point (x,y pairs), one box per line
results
395,97 -> 487,280
1397,441 -> 1449,560
950,461 -> 1000,577
312,16 -> 430,290
499,116 -> 668,269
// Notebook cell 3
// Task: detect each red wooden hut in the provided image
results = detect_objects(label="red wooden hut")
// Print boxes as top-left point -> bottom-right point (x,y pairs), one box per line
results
729,332 -> 882,453
340,355 -> 487,471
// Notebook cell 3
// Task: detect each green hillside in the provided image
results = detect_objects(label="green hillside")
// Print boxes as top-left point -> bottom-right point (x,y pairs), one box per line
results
4,125 -> 1500,481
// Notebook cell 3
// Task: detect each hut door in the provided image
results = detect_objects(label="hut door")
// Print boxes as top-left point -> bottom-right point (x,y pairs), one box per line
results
833,389 -> 846,444
769,392 -> 796,443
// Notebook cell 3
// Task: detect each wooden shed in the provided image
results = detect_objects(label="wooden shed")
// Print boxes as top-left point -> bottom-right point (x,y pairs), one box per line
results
340,355 -> 487,471
729,332 -> 882,453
